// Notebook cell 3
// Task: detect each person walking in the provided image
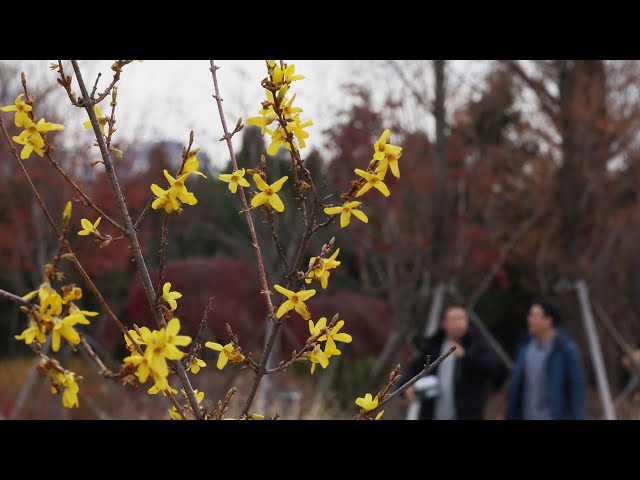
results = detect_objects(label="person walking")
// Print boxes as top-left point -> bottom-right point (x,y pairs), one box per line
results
402,304 -> 501,420
505,298 -> 587,420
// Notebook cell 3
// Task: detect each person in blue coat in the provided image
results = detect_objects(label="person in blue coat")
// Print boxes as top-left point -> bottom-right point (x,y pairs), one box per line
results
506,298 -> 587,420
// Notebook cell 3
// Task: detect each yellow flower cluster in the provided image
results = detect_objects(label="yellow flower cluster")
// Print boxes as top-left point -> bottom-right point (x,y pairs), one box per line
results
16,283 -> 96,409
50,369 -> 80,409
246,60 -> 312,156
218,169 -> 289,213
150,152 -> 206,214
305,317 -> 353,374
18,283 -> 97,353
122,318 -> 192,392
324,129 -> 402,228
305,248 -> 341,289
1,94 -> 64,159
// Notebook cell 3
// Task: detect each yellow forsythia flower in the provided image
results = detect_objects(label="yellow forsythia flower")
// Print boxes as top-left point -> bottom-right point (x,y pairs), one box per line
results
161,282 -> 182,311
51,311 -> 89,352
305,248 -> 341,289
205,341 -> 245,370
15,319 -> 46,345
273,284 -> 316,319
324,201 -> 368,228
272,63 -> 305,86
78,217 -> 102,236
13,117 -> 64,159
287,115 -> 313,149
186,356 -> 206,374
0,94 -> 32,127
354,169 -> 390,197
182,153 -> 207,178
265,126 -> 290,156
52,371 -> 80,409
218,168 -> 250,194
355,393 -> 379,412
123,319 -> 191,384
305,343 -> 329,374
373,129 -> 402,163
251,174 -> 288,212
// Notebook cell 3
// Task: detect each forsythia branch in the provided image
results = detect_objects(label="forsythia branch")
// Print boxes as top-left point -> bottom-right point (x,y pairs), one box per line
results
70,60 -> 204,420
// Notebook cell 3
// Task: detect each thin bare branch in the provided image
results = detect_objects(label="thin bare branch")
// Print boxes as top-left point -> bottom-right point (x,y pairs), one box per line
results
71,60 -> 203,420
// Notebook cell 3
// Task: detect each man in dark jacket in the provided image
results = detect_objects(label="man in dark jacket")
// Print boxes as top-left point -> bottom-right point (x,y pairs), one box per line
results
505,298 -> 586,420
402,304 -> 501,420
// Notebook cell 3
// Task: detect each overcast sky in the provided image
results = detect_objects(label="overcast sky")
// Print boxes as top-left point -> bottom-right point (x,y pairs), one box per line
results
1,60 -> 492,169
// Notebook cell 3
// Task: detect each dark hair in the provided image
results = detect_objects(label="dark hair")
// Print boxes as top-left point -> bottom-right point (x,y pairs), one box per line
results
532,298 -> 561,326
442,302 -> 468,319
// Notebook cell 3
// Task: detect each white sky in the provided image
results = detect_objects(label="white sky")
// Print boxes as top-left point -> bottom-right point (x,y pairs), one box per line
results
1,60 -> 493,169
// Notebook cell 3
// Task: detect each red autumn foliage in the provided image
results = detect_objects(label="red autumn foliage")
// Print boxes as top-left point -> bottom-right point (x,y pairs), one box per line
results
105,254 -> 393,358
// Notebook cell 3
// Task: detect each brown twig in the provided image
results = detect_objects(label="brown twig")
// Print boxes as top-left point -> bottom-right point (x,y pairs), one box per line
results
358,346 -> 456,418
78,336 -> 115,378
264,207 -> 291,280
210,60 -> 282,415
0,117 -> 60,236
213,387 -> 238,420
134,197 -> 154,230
90,73 -> 102,99
70,60 -> 203,420
56,60 -> 82,107
106,85 -> 118,147
210,60 -> 275,318
166,389 -> 188,419
63,249 -> 143,355
187,297 -> 215,360
155,213 -> 170,301
1,111 -> 143,356
44,152 -> 124,232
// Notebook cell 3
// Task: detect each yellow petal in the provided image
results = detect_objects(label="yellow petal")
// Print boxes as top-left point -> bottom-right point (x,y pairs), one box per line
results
355,182 -> 374,197
324,206 -> 343,215
270,176 -> 288,193
340,211 -> 351,228
276,300 -> 294,319
351,209 -> 369,224
294,302 -> 311,320
251,192 -> 268,208
205,341 -> 223,352
389,160 -> 400,179
355,168 -> 374,181
273,284 -> 294,298
374,180 -> 391,197
296,289 -> 316,301
253,173 -> 269,191
268,192 -> 285,212
217,352 -> 229,369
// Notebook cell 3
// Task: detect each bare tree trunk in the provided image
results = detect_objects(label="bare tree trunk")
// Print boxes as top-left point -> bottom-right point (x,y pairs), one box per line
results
575,278 -> 615,420
431,60 -> 449,279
